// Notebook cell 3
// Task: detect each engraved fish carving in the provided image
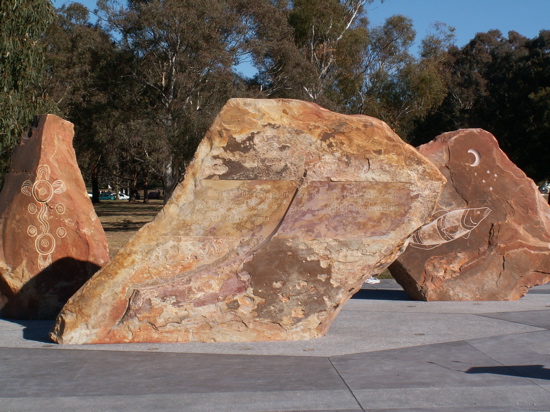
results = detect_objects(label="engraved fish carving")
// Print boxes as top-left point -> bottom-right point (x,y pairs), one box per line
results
409,207 -> 491,250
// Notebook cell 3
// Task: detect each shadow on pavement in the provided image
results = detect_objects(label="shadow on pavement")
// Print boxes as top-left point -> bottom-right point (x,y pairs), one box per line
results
352,288 -> 411,301
467,365 -> 550,380
2,319 -> 55,343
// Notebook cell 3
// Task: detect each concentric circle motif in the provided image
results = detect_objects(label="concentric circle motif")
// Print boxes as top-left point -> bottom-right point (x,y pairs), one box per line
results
55,203 -> 66,215
28,203 -> 38,214
35,233 -> 56,255
56,227 -> 67,238
27,225 -> 38,237
32,180 -> 54,203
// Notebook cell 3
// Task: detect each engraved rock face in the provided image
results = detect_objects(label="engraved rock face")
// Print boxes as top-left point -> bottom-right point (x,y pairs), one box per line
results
390,129 -> 550,301
51,98 -> 445,344
0,115 -> 109,319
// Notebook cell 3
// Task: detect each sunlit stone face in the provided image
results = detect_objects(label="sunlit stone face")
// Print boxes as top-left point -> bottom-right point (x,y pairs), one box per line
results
50,98 -> 445,344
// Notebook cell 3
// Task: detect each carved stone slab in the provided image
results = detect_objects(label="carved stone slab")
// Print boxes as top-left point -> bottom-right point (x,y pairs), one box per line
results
0,115 -> 109,319
390,129 -> 550,300
51,98 -> 445,344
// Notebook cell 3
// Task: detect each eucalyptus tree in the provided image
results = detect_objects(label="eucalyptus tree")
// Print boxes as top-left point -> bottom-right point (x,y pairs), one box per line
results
344,16 -> 453,137
245,1 -> 451,138
0,0 -> 57,179
347,15 -> 416,116
96,0 -> 248,200
44,2 -> 123,202
288,0 -> 371,106
385,20 -> 453,137
411,29 -> 550,182
244,0 -> 372,110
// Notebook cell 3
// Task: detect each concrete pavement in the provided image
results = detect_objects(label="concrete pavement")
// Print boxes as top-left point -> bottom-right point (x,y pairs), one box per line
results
1,279 -> 549,411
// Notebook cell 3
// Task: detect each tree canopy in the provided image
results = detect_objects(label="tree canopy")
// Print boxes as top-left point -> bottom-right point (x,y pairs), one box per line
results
2,0 -> 548,198
411,29 -> 550,182
0,0 -> 57,178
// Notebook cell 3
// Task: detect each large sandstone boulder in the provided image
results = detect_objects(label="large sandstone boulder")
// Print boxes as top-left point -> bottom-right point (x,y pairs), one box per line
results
390,129 -> 550,301
51,98 -> 445,344
0,115 -> 109,319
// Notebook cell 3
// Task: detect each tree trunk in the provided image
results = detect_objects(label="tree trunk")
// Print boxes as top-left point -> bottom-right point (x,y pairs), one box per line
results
129,173 -> 138,202
91,162 -> 100,204
142,170 -> 149,203
162,156 -> 180,204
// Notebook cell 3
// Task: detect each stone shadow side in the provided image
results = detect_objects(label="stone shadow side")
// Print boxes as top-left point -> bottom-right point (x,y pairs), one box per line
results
0,257 -> 100,320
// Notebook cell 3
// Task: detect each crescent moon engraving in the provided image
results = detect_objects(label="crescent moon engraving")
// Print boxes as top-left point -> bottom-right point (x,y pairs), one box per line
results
467,149 -> 480,167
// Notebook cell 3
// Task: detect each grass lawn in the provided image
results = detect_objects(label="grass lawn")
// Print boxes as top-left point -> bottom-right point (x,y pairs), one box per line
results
93,199 -> 394,279
94,200 -> 164,258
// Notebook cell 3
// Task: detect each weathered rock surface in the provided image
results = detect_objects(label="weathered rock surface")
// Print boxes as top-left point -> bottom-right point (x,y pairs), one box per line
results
0,115 -> 109,319
51,98 -> 445,344
390,129 -> 550,301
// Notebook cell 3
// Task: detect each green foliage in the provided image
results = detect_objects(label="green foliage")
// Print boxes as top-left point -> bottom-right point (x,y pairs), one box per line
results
246,0 -> 371,108
35,0 -> 548,196
43,2 -> 123,201
112,0 -> 247,198
0,0 -> 57,174
412,29 -> 550,181
241,0 -> 316,99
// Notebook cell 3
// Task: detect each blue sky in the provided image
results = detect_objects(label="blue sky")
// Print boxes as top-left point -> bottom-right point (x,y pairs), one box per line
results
368,0 -> 550,51
53,0 -> 550,47
53,0 -> 549,75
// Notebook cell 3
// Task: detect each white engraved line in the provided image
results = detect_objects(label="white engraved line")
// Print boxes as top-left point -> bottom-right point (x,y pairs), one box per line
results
21,164 -> 67,270
409,207 -> 491,250
467,149 -> 481,167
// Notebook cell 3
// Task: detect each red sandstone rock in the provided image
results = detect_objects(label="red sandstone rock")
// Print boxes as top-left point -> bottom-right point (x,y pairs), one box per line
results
0,115 -> 109,319
390,129 -> 550,301
50,98 -> 445,344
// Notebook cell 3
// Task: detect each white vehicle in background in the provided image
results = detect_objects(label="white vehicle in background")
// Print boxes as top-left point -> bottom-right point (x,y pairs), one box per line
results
117,192 -> 130,200
540,183 -> 549,194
